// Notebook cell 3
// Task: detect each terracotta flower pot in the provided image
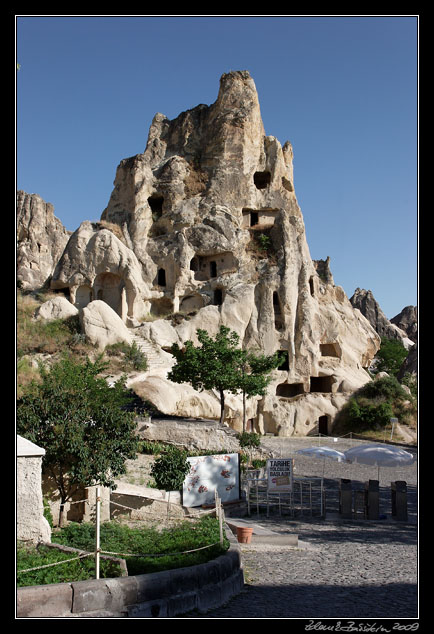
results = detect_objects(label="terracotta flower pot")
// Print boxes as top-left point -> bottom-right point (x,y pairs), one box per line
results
236,526 -> 254,543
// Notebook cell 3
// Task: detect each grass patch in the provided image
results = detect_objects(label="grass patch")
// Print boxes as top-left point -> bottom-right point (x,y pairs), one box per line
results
17,516 -> 229,587
17,542 -> 121,587
17,290 -> 91,358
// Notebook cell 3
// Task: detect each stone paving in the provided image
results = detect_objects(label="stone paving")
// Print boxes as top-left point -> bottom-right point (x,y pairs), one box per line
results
178,515 -> 417,619
177,439 -> 418,620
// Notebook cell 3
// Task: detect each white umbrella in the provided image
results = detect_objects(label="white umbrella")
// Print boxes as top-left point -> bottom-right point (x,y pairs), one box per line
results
295,446 -> 346,514
343,443 -> 415,481
296,446 -> 346,477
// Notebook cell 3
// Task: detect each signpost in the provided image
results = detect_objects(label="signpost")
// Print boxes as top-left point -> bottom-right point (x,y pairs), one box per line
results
267,458 -> 293,492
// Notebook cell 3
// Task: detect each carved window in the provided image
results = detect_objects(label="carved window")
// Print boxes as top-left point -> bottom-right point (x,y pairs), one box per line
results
254,171 -> 271,189
213,288 -> 223,305
157,268 -> 166,287
276,383 -> 304,398
309,276 -> 315,296
148,194 -> 164,220
277,350 -> 289,371
310,376 -> 333,393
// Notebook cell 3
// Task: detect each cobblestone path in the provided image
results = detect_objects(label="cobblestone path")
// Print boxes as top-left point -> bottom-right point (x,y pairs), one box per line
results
179,516 -> 418,619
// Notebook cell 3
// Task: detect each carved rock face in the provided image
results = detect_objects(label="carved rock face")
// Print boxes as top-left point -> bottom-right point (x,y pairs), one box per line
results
17,190 -> 71,290
23,70 -> 382,435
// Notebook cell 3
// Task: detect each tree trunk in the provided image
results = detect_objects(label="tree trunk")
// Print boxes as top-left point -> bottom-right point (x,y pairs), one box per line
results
219,389 -> 225,425
58,498 -> 67,528
242,390 -> 247,432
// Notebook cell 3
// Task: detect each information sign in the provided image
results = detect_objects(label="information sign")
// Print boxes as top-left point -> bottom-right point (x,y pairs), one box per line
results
182,453 -> 240,507
267,458 -> 293,492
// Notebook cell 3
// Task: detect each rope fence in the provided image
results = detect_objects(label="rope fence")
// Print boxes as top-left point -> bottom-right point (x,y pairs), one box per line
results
18,487 -> 226,579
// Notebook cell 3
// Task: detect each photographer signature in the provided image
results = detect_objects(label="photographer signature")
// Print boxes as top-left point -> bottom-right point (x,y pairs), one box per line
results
305,622 -> 419,632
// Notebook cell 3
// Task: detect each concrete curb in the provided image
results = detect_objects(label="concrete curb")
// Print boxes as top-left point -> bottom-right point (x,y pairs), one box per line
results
17,524 -> 244,618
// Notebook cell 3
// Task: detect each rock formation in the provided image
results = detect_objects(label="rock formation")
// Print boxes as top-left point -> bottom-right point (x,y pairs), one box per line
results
16,191 -> 71,290
20,70 -> 383,436
350,288 -> 414,349
390,305 -> 417,343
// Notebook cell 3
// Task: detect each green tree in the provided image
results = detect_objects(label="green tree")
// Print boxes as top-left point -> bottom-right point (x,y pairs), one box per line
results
374,337 -> 408,377
168,326 -> 281,428
168,326 -> 243,425
150,446 -> 190,517
236,350 -> 282,431
150,446 -> 190,491
17,355 -> 138,526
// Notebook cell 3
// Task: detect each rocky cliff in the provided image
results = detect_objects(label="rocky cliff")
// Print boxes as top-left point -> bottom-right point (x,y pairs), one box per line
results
350,288 -> 415,349
20,70 -> 383,436
391,305 -> 417,344
16,191 -> 71,290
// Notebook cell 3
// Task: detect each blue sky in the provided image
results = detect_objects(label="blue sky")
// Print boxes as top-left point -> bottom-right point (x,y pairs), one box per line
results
16,15 -> 418,319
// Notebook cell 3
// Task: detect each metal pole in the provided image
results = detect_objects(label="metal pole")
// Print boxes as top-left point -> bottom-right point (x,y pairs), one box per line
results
218,496 -> 223,548
95,486 -> 101,580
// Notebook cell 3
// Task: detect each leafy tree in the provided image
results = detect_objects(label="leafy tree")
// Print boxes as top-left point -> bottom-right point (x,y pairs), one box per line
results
150,445 -> 190,517
374,337 -> 408,378
168,326 -> 243,425
168,327 -> 281,428
150,446 -> 190,492
17,355 -> 138,526
236,350 -> 283,431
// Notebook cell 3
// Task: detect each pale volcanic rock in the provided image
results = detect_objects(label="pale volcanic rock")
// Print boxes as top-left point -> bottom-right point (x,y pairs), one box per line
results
17,190 -> 71,290
27,70 -> 382,435
80,300 -> 133,351
34,296 -> 79,322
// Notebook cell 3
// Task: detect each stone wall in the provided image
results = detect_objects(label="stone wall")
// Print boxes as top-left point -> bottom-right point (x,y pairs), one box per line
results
17,524 -> 244,618
17,436 -> 51,544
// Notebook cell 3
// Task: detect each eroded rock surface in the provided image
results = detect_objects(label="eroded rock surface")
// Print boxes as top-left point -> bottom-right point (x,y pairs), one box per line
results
20,71 -> 384,435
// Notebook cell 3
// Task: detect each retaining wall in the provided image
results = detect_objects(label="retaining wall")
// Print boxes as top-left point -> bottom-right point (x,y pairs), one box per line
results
17,524 -> 244,618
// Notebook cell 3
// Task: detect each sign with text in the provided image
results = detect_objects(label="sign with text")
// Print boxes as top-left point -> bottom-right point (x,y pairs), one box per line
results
267,458 -> 293,492
182,453 -> 240,508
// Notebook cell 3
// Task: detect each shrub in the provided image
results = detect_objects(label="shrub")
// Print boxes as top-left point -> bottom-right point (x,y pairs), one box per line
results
237,431 -> 261,449
124,341 -> 148,371
150,446 -> 190,492
374,337 -> 408,377
105,341 -> 148,372
358,375 -> 409,401
346,398 -> 394,431
17,542 -> 120,587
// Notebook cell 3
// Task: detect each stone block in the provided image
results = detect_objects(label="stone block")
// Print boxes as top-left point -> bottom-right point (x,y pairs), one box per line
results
71,579 -> 111,613
135,570 -> 172,603
17,583 -> 73,617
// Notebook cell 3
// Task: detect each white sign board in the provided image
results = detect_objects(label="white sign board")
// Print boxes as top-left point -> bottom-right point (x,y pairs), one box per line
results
267,458 -> 293,492
182,453 -> 240,508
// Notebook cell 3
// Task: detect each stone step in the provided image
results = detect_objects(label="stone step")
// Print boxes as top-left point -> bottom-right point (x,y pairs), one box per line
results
129,335 -> 167,366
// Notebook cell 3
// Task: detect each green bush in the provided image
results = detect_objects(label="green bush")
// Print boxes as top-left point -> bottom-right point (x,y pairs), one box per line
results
374,337 -> 408,377
150,446 -> 190,492
105,341 -> 148,371
123,341 -> 148,371
359,375 -> 408,401
43,498 -> 54,529
346,398 -> 394,431
237,431 -> 261,449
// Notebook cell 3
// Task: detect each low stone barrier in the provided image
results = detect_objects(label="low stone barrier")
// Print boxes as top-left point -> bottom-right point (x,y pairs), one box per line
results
17,524 -> 244,618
